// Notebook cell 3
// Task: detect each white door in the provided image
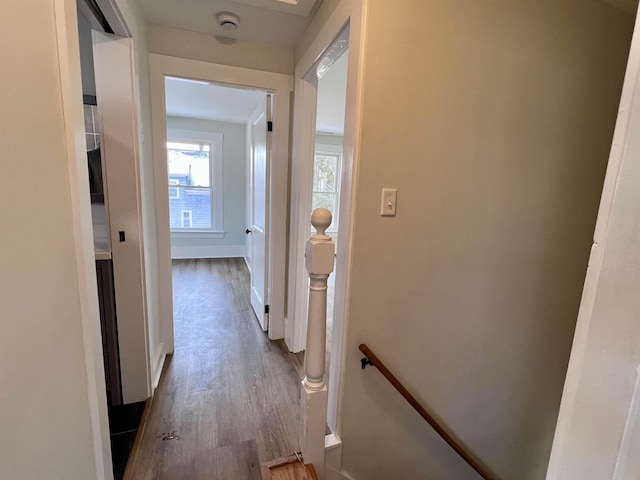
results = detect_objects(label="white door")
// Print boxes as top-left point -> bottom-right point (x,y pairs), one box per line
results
93,31 -> 151,403
248,96 -> 271,331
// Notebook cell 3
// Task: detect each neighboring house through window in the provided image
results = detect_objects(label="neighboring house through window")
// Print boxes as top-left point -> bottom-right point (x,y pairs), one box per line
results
167,128 -> 224,238
312,143 -> 342,233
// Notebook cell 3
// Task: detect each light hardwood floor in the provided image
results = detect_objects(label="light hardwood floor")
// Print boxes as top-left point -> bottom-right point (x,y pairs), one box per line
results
129,258 -> 304,480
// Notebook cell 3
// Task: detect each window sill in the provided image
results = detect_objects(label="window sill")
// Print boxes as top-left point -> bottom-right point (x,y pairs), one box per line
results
171,230 -> 226,239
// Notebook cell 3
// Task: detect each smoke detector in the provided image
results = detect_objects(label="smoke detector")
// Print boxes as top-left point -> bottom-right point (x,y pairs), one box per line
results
216,12 -> 240,30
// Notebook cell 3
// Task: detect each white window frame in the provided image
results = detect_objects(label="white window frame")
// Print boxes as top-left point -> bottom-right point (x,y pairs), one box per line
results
313,142 -> 342,233
167,128 -> 224,238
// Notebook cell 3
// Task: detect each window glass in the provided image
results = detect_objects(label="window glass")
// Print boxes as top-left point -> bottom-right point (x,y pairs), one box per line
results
167,141 -> 212,230
312,152 -> 341,231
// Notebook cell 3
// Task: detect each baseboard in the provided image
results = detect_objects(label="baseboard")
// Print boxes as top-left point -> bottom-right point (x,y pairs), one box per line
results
325,433 -> 342,470
151,346 -> 166,390
326,464 -> 357,480
171,244 -> 245,259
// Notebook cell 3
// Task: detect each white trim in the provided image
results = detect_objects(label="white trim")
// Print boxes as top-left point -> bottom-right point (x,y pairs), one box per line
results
325,433 -> 342,471
546,8 -> 640,477
54,0 -> 113,477
288,0 -> 367,438
326,467 -> 358,480
315,143 -> 343,154
151,343 -> 166,390
171,244 -> 246,259
171,231 -> 226,239
149,54 -> 292,352
167,128 -> 224,232
94,0 -> 130,37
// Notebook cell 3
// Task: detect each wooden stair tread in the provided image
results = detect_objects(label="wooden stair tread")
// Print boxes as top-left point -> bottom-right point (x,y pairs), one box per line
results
262,455 -> 318,480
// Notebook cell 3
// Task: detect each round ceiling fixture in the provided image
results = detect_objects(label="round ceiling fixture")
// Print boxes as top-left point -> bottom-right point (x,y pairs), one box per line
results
216,12 -> 240,30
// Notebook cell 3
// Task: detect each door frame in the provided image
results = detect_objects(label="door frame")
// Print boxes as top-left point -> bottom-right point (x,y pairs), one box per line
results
149,54 -> 293,352
54,0 -> 141,476
546,7 -> 640,477
287,0 -> 367,436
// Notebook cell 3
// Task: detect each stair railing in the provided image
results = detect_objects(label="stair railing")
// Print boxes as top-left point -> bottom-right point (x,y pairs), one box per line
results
359,343 -> 499,480
300,208 -> 335,478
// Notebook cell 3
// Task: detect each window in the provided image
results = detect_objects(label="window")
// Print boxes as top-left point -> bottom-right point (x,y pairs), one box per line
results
312,147 -> 342,232
168,178 -> 180,199
166,129 -> 223,235
180,210 -> 192,228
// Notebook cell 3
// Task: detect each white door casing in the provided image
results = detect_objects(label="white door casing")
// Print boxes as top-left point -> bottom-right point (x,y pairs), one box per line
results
546,8 -> 640,479
148,54 -> 292,348
249,96 -> 271,330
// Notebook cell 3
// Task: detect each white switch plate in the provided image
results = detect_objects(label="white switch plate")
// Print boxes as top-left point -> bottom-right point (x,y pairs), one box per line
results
380,188 -> 398,216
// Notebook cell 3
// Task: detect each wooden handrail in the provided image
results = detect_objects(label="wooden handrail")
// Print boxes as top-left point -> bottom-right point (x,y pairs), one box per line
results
359,344 -> 498,480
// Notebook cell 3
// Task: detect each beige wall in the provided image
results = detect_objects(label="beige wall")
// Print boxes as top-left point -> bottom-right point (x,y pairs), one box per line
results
0,0 -> 103,478
338,1 -> 633,479
148,23 -> 294,75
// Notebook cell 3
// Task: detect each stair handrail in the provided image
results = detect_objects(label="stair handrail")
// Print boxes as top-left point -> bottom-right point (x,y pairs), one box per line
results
359,343 -> 498,480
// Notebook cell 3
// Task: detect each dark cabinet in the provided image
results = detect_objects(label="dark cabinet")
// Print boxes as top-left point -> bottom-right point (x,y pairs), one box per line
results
96,259 -> 122,406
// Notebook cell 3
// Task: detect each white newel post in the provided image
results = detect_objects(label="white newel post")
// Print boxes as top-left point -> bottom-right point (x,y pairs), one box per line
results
300,208 -> 335,477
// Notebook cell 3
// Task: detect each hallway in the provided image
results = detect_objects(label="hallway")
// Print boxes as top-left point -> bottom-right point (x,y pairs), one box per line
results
128,258 -> 304,479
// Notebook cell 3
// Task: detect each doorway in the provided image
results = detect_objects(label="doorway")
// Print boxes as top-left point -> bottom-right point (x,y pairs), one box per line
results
149,54 -> 293,358
288,26 -> 352,437
161,77 -> 271,331
312,48 -> 349,379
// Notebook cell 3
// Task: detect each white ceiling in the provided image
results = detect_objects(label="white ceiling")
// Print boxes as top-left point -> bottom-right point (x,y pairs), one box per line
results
165,77 -> 266,123
316,51 -> 348,135
136,0 -> 319,48
229,0 -> 317,17
165,51 -> 348,134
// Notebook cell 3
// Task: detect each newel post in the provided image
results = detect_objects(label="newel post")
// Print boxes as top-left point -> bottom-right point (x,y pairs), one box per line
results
300,208 -> 335,476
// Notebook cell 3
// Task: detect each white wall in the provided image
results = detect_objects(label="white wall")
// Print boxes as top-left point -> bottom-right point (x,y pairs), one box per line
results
0,0 -> 107,477
315,133 -> 343,147
332,1 -> 634,479
148,23 -> 294,75
167,116 -> 248,258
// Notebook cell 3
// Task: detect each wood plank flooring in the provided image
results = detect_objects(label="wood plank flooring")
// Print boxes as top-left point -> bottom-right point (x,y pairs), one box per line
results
262,456 -> 318,480
129,258 -> 304,479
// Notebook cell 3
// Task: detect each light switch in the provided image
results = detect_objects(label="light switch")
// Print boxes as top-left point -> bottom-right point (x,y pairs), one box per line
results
380,188 -> 398,217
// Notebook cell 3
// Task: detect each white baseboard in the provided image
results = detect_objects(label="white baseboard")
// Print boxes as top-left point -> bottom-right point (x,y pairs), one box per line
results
171,244 -> 245,259
324,434 -> 357,480
326,465 -> 357,480
151,344 -> 166,390
325,434 -> 342,469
